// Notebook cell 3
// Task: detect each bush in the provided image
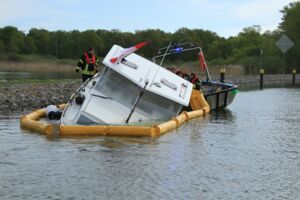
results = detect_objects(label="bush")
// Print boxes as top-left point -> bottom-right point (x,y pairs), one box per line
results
262,56 -> 285,74
238,56 -> 259,74
6,54 -> 22,62
238,56 -> 285,74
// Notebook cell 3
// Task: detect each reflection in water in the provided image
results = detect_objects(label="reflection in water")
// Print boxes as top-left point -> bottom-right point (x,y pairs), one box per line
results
211,108 -> 235,121
0,88 -> 300,200
70,137 -> 158,149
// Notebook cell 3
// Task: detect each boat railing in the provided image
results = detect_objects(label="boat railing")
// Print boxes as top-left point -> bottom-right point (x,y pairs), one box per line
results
152,41 -> 212,82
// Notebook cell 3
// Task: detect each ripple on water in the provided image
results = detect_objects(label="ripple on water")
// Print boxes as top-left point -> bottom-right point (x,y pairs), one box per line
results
0,88 -> 300,200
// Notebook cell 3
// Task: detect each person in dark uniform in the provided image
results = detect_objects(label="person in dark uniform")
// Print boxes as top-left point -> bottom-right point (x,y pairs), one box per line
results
76,47 -> 99,82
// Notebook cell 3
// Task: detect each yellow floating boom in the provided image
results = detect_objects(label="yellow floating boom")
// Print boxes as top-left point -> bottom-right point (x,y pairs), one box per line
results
20,90 -> 210,138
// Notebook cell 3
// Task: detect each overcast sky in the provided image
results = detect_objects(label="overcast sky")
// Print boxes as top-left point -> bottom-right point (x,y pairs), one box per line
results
0,0 -> 296,37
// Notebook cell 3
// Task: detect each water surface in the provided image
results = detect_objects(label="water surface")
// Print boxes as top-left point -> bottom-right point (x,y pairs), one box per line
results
0,88 -> 300,200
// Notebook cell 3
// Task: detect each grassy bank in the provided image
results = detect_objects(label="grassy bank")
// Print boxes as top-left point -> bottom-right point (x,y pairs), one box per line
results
0,54 -> 245,76
0,54 -> 76,72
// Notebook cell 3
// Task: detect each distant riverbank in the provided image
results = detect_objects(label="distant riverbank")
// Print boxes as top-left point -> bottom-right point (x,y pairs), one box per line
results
0,54 -> 76,73
211,74 -> 300,89
0,74 -> 299,115
0,61 -> 74,73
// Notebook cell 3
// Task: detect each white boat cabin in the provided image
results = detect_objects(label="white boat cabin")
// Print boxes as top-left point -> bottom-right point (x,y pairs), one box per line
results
61,45 -> 193,126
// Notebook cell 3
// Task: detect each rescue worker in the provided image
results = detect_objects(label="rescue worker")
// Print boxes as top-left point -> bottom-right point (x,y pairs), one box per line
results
189,72 -> 199,84
175,69 -> 184,77
76,47 -> 99,82
189,72 -> 201,90
182,71 -> 191,81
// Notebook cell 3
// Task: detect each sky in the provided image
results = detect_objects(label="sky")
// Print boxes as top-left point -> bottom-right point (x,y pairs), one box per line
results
0,0 -> 296,38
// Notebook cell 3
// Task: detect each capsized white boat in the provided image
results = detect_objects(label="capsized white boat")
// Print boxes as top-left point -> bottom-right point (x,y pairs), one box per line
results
61,44 -> 194,126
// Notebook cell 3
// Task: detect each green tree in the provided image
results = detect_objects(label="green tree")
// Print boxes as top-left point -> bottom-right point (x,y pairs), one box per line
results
280,2 -> 300,40
78,30 -> 104,57
50,31 -> 67,58
27,28 -> 52,55
23,36 -> 37,54
0,26 -> 25,53
65,30 -> 82,58
135,29 -> 171,58
279,2 -> 300,70
208,39 -> 231,60
0,39 -> 4,53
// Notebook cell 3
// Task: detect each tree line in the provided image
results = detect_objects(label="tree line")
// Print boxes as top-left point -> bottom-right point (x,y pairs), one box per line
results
0,2 -> 299,74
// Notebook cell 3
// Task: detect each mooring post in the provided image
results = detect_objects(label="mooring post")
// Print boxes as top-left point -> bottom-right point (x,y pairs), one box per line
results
220,68 -> 226,83
260,69 -> 264,90
292,69 -> 296,86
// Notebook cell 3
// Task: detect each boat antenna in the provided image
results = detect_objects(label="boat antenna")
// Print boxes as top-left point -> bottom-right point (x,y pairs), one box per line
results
159,41 -> 172,66
125,80 -> 149,124
200,48 -> 212,82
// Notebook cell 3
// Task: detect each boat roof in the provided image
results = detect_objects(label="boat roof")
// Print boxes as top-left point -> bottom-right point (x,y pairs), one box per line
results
102,45 -> 193,106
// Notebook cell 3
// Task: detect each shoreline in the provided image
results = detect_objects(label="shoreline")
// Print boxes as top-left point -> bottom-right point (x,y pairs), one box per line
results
1,74 -> 299,115
0,80 -> 81,115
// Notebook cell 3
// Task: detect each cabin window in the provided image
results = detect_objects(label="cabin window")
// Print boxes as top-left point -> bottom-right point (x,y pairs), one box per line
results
95,68 -> 180,120
77,114 -> 97,125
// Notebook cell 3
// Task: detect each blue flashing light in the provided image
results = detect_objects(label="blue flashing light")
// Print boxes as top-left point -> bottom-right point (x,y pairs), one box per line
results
175,47 -> 183,52
168,47 -> 184,53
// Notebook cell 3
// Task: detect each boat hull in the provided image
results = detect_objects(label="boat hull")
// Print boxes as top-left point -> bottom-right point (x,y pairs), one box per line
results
202,82 -> 238,110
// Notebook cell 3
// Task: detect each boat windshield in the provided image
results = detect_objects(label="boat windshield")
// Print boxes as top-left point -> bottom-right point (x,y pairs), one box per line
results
95,68 -> 181,120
